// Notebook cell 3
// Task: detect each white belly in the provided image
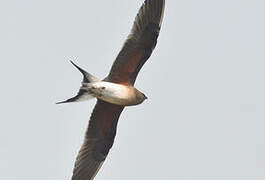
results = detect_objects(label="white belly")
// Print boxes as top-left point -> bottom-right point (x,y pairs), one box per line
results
90,82 -> 137,106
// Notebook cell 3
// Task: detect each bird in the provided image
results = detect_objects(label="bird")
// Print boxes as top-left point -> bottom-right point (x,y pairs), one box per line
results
57,0 -> 165,179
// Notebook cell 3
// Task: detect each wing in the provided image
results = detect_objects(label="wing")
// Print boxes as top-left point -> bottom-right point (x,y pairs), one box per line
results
107,0 -> 165,85
72,100 -> 124,180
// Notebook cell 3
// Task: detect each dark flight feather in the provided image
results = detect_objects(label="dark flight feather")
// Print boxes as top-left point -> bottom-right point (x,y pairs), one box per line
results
107,0 -> 165,85
72,100 -> 124,180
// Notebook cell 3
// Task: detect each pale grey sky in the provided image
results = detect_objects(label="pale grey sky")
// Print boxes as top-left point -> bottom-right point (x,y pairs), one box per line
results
1,0 -> 265,180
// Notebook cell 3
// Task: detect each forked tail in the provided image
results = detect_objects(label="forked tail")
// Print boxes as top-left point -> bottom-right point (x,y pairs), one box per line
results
56,61 -> 100,104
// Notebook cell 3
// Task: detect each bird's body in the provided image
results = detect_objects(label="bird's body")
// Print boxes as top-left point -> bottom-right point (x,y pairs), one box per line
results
56,61 -> 147,106
57,0 -> 165,179
84,81 -> 147,106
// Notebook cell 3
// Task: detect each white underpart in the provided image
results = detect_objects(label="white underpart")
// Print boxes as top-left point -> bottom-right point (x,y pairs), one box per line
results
83,81 -> 137,106
76,94 -> 94,102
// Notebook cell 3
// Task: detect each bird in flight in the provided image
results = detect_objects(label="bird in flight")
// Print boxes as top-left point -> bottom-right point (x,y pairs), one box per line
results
57,0 -> 165,179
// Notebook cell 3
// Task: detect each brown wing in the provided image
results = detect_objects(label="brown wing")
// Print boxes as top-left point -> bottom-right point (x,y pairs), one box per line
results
72,100 -> 124,180
107,0 -> 165,85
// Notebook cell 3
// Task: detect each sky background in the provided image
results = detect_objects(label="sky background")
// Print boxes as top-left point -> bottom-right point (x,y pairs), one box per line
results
1,0 -> 265,179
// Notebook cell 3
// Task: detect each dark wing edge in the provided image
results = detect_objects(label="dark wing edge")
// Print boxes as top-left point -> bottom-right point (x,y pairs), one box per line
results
72,100 -> 124,180
107,0 -> 165,85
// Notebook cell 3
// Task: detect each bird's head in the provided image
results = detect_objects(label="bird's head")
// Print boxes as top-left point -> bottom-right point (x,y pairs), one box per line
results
142,93 -> 148,100
134,89 -> 148,104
